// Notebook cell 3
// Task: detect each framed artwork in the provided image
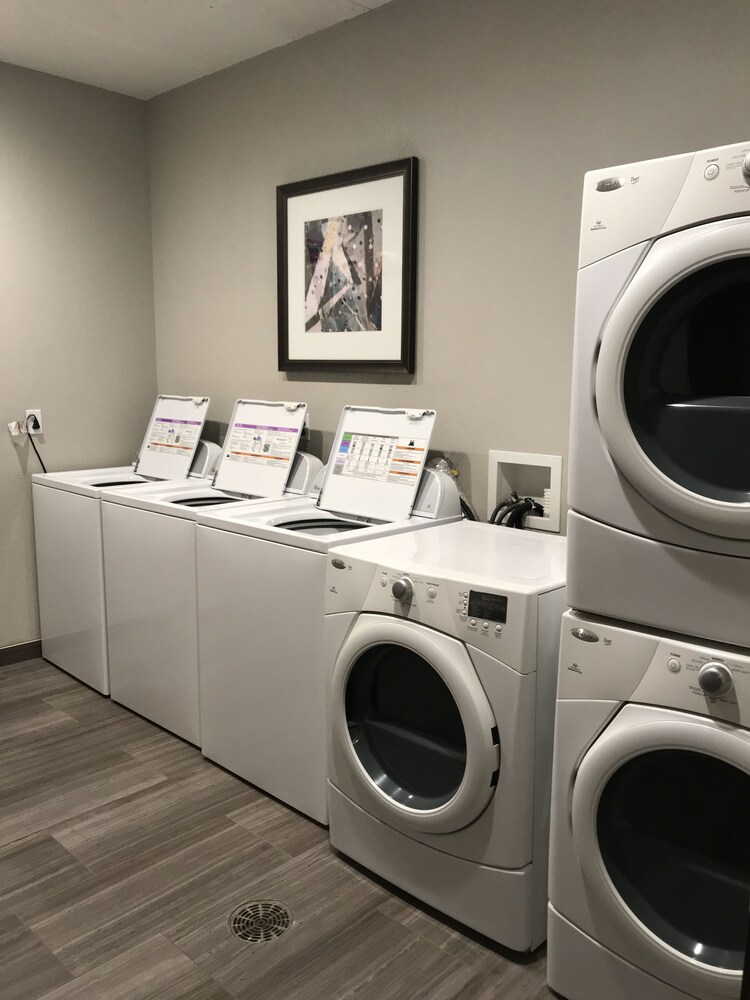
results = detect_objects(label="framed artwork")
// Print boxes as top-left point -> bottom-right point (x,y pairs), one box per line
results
277,157 -> 418,373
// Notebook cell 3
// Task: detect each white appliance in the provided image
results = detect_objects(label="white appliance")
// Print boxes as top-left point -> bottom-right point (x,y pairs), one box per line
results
196,406 -> 461,824
101,400 -> 318,744
325,521 -> 566,950
31,394 -> 213,693
568,140 -> 750,647
548,608 -> 750,1000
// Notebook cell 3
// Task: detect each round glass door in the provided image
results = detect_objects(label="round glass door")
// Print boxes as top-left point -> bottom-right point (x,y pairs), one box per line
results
597,748 -> 750,970
623,257 -> 750,504
345,642 -> 467,810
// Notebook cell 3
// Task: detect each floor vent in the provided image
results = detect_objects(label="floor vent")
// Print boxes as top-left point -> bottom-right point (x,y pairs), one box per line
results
228,900 -> 294,943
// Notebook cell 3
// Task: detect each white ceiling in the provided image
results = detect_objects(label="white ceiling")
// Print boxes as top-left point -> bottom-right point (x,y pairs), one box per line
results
0,0 -> 395,100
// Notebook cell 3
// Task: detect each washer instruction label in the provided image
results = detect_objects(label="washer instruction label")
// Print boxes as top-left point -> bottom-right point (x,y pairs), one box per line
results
147,417 -> 201,454
332,433 -> 426,484
225,423 -> 298,465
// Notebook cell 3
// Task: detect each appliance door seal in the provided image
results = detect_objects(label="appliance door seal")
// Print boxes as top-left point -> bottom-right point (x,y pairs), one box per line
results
332,614 -> 499,835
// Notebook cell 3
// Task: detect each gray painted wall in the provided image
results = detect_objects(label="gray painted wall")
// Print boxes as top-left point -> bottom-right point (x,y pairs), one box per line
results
1,63 -> 156,650
6,0 -> 750,648
147,0 -> 750,519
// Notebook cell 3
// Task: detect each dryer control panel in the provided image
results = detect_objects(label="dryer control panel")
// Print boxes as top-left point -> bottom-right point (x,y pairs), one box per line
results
326,558 -> 538,675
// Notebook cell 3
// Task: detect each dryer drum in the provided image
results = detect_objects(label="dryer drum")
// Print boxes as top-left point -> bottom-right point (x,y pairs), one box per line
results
623,256 -> 750,505
344,642 -> 467,810
596,748 -> 750,970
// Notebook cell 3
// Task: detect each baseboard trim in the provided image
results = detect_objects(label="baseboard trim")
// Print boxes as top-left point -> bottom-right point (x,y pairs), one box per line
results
0,640 -> 43,667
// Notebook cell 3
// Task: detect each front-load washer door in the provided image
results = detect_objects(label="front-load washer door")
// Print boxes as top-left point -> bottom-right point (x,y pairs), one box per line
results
596,218 -> 750,539
331,615 -> 500,835
571,703 -> 750,998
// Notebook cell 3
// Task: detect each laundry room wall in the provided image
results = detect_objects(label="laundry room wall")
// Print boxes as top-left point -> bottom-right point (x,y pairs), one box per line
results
1,63 -> 156,652
147,0 -> 750,519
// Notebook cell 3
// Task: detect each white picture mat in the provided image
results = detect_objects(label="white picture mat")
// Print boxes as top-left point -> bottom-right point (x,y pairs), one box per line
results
319,407 -> 436,522
135,395 -> 210,481
286,175 -> 405,362
213,399 -> 307,497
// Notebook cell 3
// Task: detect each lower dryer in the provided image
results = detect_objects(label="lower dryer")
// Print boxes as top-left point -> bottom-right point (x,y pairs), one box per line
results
548,608 -> 750,1000
325,521 -> 566,950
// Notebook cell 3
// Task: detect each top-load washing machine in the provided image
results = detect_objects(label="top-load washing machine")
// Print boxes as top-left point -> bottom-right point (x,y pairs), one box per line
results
32,394 -> 213,692
548,608 -> 750,1000
100,399 -> 319,744
196,406 -> 461,824
568,140 -> 750,646
325,521 -> 567,950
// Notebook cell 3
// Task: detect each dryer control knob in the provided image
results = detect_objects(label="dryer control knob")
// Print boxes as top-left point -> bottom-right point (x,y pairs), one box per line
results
698,662 -> 733,697
742,153 -> 750,181
391,576 -> 414,602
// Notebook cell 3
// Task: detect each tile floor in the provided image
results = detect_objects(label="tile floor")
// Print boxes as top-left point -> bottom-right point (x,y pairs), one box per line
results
0,657 -> 552,999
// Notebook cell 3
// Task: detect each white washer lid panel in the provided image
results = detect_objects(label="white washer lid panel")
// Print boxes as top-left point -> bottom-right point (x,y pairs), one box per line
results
318,406 -> 436,522
212,399 -> 307,498
134,395 -> 210,481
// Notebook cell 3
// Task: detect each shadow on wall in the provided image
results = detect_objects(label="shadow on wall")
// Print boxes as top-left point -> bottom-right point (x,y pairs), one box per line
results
283,371 -> 416,386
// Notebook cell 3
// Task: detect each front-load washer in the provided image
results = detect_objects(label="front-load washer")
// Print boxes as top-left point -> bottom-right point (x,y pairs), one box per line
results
196,405 -> 461,824
548,608 -> 750,1000
31,394 -> 213,692
568,140 -> 750,647
100,399 -> 319,744
325,521 -> 567,949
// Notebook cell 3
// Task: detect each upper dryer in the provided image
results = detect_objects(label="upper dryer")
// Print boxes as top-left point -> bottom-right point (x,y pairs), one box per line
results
568,140 -> 750,647
579,140 -> 750,267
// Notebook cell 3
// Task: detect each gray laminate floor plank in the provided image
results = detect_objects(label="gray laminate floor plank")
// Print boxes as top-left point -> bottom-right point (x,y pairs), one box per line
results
229,795 -> 329,858
121,729 -> 210,776
0,758 -> 168,849
33,934 -> 233,1000
0,696 -> 75,742
0,659 -> 79,704
0,833 -> 92,918
0,914 -> 72,999
28,824 -> 289,976
52,766 -> 261,875
0,659 -> 553,999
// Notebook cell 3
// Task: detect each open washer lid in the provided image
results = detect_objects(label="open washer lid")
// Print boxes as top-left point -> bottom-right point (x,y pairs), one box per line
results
317,406 -> 436,522
212,399 -> 308,498
134,395 -> 210,480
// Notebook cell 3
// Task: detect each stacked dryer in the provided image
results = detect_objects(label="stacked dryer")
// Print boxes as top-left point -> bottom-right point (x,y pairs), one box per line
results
549,141 -> 750,1000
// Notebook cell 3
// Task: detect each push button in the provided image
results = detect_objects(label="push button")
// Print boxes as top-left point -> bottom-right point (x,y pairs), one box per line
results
704,163 -> 720,181
667,657 -> 681,673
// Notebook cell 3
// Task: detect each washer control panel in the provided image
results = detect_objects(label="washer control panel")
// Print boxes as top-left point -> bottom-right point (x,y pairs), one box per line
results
643,641 -> 750,718
559,612 -> 750,726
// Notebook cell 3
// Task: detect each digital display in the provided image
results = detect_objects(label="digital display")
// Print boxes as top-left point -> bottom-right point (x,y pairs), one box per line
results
468,591 -> 508,623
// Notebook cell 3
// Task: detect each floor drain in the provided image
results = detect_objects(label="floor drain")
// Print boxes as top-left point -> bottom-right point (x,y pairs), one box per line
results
228,900 -> 294,943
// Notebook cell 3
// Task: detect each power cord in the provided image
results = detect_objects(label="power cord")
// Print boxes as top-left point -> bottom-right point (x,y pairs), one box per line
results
25,415 -> 47,473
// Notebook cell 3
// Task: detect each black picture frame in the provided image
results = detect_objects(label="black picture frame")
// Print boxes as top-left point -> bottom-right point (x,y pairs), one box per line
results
277,157 -> 417,374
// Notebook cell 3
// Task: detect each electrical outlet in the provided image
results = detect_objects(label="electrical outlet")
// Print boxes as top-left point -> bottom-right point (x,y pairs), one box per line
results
26,409 -> 43,435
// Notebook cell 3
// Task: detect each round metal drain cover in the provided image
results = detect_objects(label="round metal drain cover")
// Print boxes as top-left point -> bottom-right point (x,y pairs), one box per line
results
228,900 -> 294,943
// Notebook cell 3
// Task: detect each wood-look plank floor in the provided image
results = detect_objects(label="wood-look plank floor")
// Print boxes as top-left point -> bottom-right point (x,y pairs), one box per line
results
0,658 -> 553,999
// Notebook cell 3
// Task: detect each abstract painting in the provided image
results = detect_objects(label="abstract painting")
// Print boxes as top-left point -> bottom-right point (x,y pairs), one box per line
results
277,159 -> 417,373
304,211 -> 383,333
